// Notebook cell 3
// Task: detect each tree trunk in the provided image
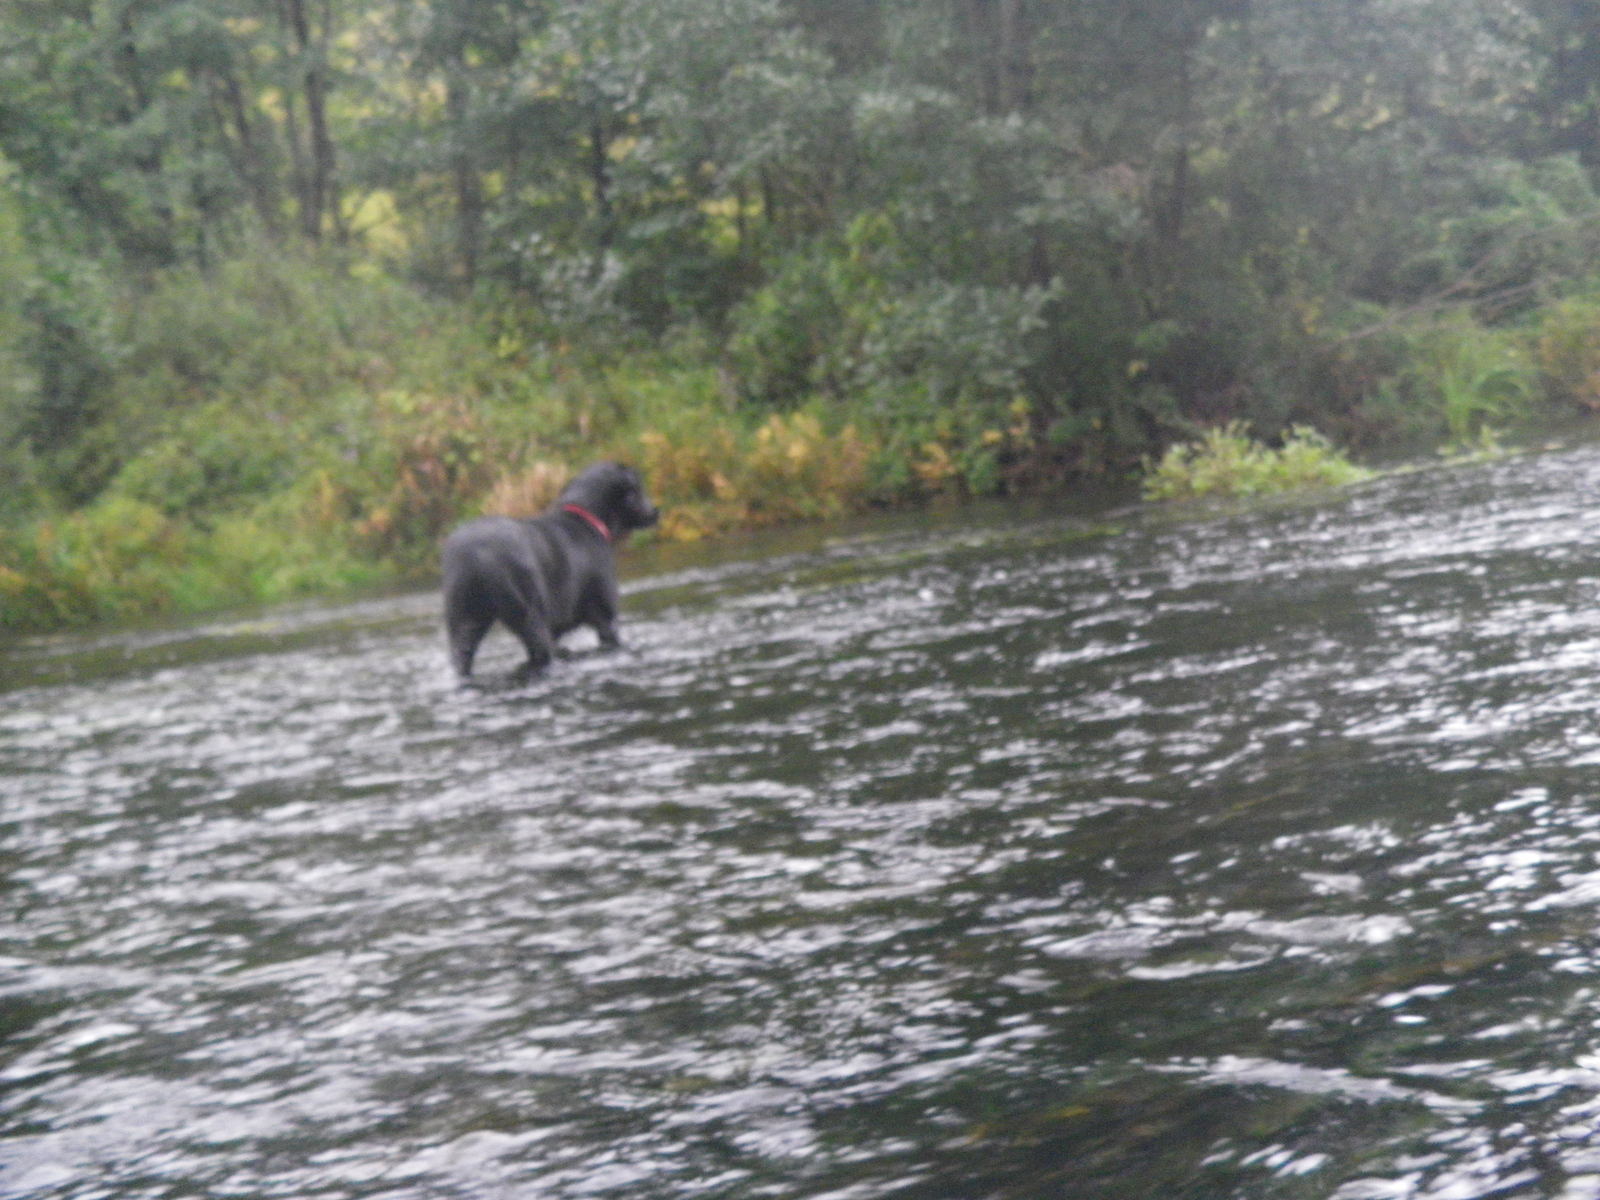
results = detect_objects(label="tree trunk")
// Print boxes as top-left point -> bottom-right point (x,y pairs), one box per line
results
113,4 -> 176,260
280,0 -> 337,242
589,120 -> 615,278
1156,36 -> 1194,251
960,0 -> 1032,115
213,67 -> 282,238
447,77 -> 483,288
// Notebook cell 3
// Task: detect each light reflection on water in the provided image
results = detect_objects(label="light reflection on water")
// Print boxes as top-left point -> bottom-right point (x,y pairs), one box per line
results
10,451 -> 1600,1196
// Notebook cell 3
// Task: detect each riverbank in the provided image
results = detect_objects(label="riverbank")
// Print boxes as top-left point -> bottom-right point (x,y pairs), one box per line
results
0,400 -> 1577,640
3,250 -> 1599,637
0,400 -> 1011,636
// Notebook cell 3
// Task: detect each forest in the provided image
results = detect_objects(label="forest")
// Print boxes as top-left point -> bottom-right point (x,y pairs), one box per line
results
5,0 -> 1600,629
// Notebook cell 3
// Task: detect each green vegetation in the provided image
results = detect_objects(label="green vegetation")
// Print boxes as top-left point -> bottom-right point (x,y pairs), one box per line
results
1141,424 -> 1374,502
6,1 -> 1600,632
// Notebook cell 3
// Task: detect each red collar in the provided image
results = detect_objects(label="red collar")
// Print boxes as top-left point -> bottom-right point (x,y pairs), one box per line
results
562,503 -> 612,543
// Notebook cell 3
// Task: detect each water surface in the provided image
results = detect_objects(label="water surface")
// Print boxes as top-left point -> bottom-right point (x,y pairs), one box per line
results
9,451 -> 1600,1197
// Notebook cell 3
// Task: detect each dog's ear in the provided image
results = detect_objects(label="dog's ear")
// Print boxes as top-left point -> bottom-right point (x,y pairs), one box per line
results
608,463 -> 659,529
607,463 -> 642,496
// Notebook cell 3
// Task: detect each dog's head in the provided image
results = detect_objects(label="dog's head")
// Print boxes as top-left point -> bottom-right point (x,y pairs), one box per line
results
559,461 -> 660,537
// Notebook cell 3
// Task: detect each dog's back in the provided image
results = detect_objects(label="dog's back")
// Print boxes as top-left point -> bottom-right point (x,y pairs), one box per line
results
442,517 -> 547,616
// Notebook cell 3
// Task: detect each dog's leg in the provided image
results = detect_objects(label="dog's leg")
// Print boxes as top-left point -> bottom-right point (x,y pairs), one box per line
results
586,582 -> 622,651
511,617 -> 557,679
447,613 -> 493,680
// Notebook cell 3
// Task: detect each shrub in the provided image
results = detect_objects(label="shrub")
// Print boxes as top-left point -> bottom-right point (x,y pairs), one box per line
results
742,412 -> 873,522
633,407 -> 875,540
1407,317 -> 1539,447
0,487 -> 396,631
108,400 -> 299,520
1141,422 -> 1372,501
338,391 -> 507,568
1535,296 -> 1600,411
113,240 -> 499,420
0,497 -> 190,626
726,251 -> 842,406
480,460 -> 572,517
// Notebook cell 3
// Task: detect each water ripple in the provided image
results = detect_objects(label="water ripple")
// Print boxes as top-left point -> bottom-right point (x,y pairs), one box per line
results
14,450 -> 1600,1195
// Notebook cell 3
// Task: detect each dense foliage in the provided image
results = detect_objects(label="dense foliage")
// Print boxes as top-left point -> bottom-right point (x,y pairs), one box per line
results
6,0 -> 1600,628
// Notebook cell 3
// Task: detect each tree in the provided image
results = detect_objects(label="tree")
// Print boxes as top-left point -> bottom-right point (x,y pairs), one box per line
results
0,0 -> 370,264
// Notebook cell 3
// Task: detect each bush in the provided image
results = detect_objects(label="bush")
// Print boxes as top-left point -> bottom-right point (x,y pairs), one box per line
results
113,240 -> 498,418
0,497 -> 189,626
109,400 -> 299,520
728,222 -> 1056,423
1141,422 -> 1372,501
480,460 -> 572,518
9,240 -> 510,527
327,390 -> 509,569
633,407 -> 875,540
867,394 -> 1040,499
1406,317 -> 1539,447
1535,296 -> 1600,411
0,486 -> 396,631
725,250 -> 843,407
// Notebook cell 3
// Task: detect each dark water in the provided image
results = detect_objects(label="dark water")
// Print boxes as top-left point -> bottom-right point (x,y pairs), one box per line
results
10,449 -> 1600,1199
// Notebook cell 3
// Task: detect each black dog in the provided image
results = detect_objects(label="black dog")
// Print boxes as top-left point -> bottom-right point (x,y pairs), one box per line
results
441,462 -> 660,681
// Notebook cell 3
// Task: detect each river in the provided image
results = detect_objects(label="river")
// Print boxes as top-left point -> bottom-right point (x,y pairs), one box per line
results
8,446 -> 1600,1198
